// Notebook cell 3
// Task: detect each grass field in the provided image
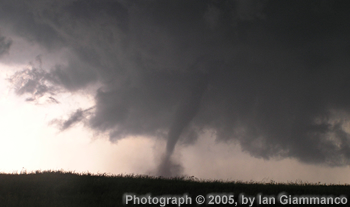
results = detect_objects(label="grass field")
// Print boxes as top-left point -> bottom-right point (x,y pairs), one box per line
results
0,170 -> 348,207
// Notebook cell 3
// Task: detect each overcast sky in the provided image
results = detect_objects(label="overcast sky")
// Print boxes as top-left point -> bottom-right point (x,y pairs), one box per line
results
1,0 -> 350,183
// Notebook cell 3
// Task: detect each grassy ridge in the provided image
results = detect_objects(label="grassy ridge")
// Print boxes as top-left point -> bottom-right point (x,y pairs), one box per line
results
0,170 -> 349,207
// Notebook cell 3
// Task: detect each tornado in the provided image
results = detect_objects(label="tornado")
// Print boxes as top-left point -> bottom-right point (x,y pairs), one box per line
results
157,73 -> 209,177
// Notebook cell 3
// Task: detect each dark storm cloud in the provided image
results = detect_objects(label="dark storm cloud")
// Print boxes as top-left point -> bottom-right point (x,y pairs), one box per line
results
9,66 -> 57,102
0,35 -> 12,57
4,0 -> 350,174
52,107 -> 94,131
8,53 -> 98,102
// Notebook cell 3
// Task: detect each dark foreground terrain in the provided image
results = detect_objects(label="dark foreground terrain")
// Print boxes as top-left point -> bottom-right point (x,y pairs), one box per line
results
0,171 -> 348,207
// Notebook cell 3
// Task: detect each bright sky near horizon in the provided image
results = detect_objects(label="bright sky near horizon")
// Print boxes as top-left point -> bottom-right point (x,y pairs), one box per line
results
1,0 -> 350,184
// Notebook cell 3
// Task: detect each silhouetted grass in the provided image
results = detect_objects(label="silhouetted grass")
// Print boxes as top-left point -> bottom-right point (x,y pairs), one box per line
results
0,170 -> 348,206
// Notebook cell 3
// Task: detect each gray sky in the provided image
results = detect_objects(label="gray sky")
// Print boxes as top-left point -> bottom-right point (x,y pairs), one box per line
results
1,0 -> 350,183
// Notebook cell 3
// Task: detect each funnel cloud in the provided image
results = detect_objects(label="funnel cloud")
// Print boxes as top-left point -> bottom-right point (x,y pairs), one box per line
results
3,0 -> 350,176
